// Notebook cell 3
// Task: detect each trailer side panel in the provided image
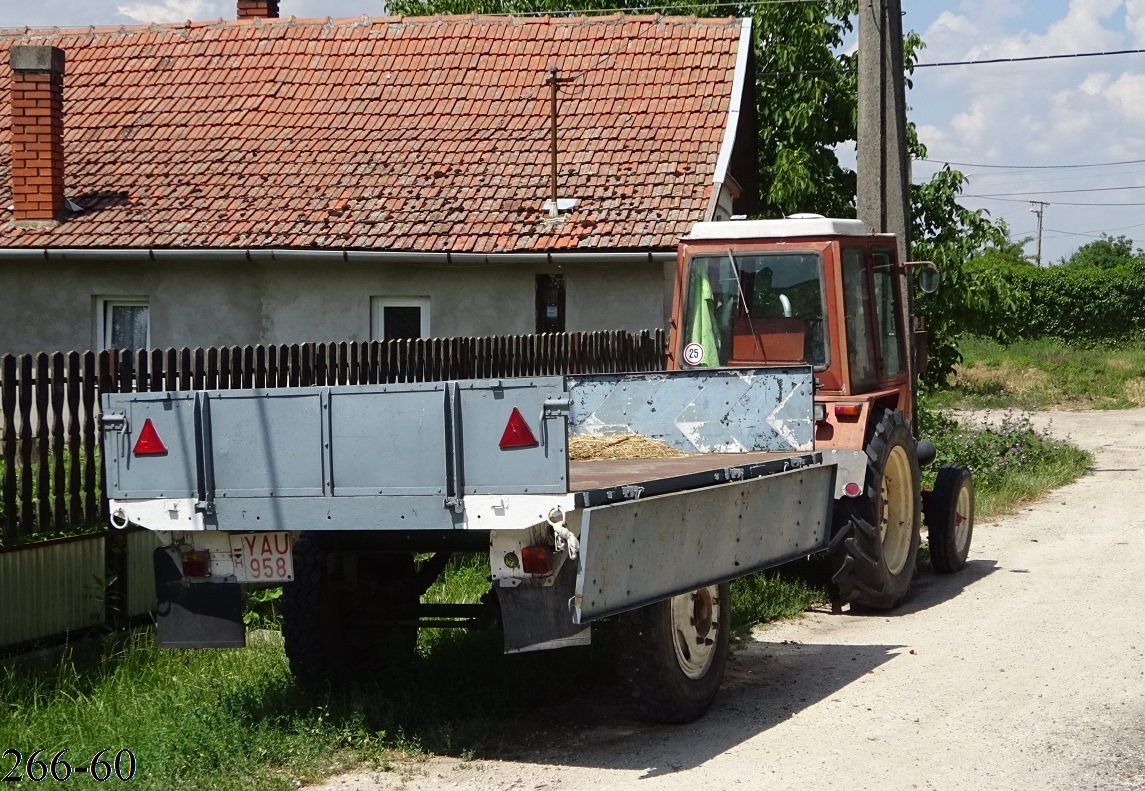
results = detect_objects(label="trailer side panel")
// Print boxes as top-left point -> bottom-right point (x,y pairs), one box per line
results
574,462 -> 835,623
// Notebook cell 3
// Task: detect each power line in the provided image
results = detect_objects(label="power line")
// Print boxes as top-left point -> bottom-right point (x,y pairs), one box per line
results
503,0 -> 835,16
965,184 -> 1145,198
916,157 -> 1145,170
961,195 -> 1145,207
913,48 -> 1145,69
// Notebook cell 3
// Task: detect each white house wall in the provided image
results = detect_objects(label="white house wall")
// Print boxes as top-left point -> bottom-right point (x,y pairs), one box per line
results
0,257 -> 670,355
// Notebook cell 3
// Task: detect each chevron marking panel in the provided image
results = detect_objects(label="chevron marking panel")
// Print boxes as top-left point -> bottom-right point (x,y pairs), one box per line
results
566,367 -> 814,454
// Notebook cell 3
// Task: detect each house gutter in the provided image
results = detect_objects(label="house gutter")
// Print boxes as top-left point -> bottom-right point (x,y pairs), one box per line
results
706,17 -> 753,221
0,248 -> 677,266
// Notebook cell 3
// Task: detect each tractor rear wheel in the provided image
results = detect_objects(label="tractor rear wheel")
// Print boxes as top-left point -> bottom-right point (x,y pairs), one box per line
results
831,409 -> 922,610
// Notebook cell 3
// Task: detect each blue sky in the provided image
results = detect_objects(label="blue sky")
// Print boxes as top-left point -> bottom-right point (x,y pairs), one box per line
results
3,0 -> 1143,263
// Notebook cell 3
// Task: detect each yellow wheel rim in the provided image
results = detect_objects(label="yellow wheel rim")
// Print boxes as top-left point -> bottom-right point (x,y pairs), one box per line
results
879,444 -> 914,575
954,482 -> 972,552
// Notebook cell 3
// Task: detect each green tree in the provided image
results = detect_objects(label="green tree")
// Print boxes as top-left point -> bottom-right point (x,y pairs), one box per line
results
753,0 -> 857,217
972,229 -> 1034,267
910,164 -> 1009,384
1060,234 -> 1142,269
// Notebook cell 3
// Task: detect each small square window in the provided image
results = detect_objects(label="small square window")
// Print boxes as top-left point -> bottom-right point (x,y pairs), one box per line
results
96,297 -> 150,350
371,297 -> 430,340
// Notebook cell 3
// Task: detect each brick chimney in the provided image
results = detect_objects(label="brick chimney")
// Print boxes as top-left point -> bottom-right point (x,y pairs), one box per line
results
9,45 -> 66,229
237,0 -> 279,18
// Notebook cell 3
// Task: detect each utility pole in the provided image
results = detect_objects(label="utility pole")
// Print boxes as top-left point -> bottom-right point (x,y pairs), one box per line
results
856,0 -> 918,420
856,0 -> 911,263
1029,201 -> 1047,266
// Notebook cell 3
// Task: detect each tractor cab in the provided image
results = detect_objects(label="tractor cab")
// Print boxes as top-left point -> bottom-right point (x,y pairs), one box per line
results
667,215 -> 972,611
668,215 -> 927,451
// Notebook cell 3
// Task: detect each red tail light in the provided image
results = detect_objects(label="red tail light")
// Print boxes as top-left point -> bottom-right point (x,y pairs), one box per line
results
182,549 -> 210,578
133,418 -> 168,456
521,544 -> 553,575
834,403 -> 863,420
499,407 -> 539,449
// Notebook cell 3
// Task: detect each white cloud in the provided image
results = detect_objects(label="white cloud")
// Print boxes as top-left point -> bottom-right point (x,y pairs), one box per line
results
1126,0 -> 1145,45
115,0 -> 222,23
909,1 -> 1145,260
1103,72 -> 1145,123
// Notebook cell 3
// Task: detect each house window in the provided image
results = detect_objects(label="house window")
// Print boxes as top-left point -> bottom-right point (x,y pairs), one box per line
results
371,297 -> 430,340
535,274 -> 565,333
96,297 -> 150,350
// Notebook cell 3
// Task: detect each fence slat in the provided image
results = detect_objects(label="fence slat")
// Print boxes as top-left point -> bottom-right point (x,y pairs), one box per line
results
34,354 -> 51,532
82,352 -> 98,526
1,356 -> 18,544
17,356 -> 34,541
50,353 -> 66,532
66,352 -> 82,527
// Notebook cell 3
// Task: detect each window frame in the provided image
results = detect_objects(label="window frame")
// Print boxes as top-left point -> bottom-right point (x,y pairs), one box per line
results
95,296 -> 151,351
370,296 -> 431,341
870,249 -> 906,379
840,247 -> 879,390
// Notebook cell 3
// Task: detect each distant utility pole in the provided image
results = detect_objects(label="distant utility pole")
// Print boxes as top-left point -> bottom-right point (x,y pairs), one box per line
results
1029,201 -> 1048,266
856,0 -> 911,264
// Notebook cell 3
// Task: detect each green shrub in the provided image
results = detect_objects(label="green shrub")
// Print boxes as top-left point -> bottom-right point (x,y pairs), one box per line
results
915,398 -> 1092,515
963,259 -> 1145,347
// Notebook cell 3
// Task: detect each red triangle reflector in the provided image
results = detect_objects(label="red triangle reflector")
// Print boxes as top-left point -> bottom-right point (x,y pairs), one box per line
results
499,407 -> 539,450
133,418 -> 168,456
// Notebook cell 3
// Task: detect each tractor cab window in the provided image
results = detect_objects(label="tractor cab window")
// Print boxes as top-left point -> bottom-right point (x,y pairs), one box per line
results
680,251 -> 827,369
871,250 -> 905,377
842,247 -> 878,388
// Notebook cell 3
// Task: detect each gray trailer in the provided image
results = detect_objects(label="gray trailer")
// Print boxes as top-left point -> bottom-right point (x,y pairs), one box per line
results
101,366 -> 836,722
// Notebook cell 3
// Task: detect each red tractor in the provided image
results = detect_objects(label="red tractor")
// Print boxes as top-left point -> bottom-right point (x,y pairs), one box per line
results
667,214 -> 974,609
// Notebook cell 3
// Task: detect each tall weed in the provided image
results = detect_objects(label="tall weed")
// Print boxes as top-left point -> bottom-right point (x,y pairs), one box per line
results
916,398 -> 1092,516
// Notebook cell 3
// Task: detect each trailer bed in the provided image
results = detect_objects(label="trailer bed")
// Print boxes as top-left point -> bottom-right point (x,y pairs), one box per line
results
569,451 -> 821,507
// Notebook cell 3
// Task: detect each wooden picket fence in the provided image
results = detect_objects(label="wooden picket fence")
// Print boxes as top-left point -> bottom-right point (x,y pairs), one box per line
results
0,330 -> 667,545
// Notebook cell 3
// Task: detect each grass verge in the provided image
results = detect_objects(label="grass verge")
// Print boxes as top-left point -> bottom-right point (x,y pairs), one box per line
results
918,403 -> 1093,518
931,335 -> 1145,410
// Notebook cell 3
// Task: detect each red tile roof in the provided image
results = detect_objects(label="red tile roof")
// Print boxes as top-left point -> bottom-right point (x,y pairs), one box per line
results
0,14 -> 746,252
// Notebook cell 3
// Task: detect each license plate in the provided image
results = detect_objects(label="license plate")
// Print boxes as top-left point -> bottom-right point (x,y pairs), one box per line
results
230,532 -> 294,582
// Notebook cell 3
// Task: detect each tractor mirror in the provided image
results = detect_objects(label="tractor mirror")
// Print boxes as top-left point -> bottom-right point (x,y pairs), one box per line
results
917,264 -> 941,294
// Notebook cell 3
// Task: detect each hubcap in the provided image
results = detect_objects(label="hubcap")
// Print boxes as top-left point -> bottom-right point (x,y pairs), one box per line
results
670,585 -> 721,679
879,445 -> 914,575
954,482 -> 972,551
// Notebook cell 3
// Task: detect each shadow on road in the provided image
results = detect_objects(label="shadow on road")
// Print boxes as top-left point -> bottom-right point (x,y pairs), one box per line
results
893,556 -> 999,617
486,559 -> 1000,774
514,639 -> 903,777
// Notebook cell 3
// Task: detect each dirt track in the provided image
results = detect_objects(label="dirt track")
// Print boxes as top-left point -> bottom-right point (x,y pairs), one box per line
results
312,410 -> 1145,791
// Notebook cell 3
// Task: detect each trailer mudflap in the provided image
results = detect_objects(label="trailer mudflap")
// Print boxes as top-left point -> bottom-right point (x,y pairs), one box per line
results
154,548 -> 245,648
573,461 -> 836,624
496,559 -> 591,654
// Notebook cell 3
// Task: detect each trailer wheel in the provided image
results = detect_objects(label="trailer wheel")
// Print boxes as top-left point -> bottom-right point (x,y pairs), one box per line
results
831,409 -> 921,610
616,582 -> 730,723
926,464 -> 974,573
281,533 -> 418,687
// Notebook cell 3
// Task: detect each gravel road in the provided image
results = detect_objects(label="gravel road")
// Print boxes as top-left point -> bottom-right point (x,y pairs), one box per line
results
311,409 -> 1145,791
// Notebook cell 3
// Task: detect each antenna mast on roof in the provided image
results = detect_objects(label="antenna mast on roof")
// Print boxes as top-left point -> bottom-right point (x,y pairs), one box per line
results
545,67 -> 573,219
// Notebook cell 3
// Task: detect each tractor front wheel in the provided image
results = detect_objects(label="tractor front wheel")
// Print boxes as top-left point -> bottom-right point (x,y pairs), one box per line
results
926,464 -> 975,573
